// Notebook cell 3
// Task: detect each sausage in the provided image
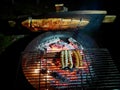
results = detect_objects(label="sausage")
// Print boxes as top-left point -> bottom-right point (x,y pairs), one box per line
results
76,50 -> 83,66
73,50 -> 79,68
61,50 -> 65,68
68,50 -> 73,69
64,50 -> 68,67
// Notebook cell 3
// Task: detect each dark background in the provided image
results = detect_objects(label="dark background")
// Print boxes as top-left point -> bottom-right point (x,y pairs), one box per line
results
0,0 -> 120,90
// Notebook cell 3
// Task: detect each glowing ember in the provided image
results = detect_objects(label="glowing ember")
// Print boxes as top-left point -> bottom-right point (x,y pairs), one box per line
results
22,37 -> 94,89
22,49 -> 93,89
36,37 -> 81,53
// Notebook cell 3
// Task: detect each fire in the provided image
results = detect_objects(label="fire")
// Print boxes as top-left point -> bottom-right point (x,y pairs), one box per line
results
22,49 -> 91,89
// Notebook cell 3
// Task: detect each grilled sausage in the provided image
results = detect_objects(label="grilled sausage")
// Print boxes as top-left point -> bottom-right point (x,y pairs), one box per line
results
73,50 -> 79,68
61,50 -> 65,68
76,50 -> 83,66
68,50 -> 73,69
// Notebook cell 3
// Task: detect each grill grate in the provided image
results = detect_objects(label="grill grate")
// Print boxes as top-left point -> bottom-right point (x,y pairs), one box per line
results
84,48 -> 120,89
19,48 -> 120,90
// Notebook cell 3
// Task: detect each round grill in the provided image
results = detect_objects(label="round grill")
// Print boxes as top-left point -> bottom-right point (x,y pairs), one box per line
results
21,31 -> 96,90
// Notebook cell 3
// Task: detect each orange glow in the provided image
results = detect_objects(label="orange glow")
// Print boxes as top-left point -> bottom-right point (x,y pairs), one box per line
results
21,18 -> 89,32
22,49 -> 91,89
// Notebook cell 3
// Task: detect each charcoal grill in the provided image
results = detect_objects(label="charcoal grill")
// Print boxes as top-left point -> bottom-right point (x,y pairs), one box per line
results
15,11 -> 120,90
20,48 -> 120,90
18,31 -> 120,90
20,31 -> 97,90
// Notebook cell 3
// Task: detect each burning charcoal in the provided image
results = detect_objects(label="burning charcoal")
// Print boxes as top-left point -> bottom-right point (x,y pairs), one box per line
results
41,68 -> 47,74
51,72 -> 59,79
76,70 -> 80,74
51,72 -> 69,82
69,68 -> 74,72
60,77 -> 69,83
64,67 -> 69,70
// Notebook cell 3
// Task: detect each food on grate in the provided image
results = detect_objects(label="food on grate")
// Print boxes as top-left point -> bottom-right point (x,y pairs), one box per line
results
22,49 -> 91,89
76,50 -> 83,66
60,49 -> 83,69
68,50 -> 73,69
61,50 -> 65,68
72,50 -> 79,68
21,18 -> 88,31
64,50 -> 68,67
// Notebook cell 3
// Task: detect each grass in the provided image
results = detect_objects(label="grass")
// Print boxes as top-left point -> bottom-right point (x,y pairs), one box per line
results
0,33 -> 25,54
